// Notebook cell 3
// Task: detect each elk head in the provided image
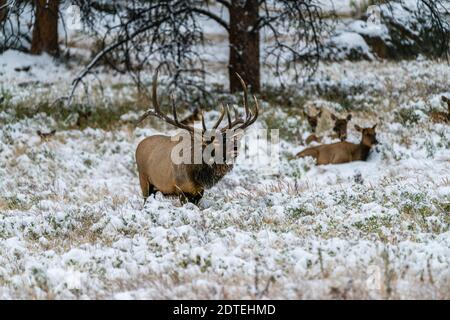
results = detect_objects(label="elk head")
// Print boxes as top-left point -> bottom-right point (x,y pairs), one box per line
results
355,124 -> 378,147
304,110 -> 322,133
331,113 -> 352,141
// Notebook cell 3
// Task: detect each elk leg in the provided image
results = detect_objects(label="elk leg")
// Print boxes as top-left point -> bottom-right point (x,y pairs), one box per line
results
139,174 -> 155,204
143,185 -> 156,205
139,173 -> 150,197
187,190 -> 204,206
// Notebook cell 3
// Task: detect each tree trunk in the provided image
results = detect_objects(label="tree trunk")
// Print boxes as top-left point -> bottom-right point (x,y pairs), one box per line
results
228,0 -> 260,93
0,0 -> 8,23
30,0 -> 60,57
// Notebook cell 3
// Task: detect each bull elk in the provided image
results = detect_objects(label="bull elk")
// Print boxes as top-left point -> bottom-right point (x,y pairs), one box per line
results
297,124 -> 378,165
135,72 -> 259,204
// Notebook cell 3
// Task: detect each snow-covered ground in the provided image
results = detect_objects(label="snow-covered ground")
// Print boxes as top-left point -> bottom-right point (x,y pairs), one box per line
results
0,1 -> 449,299
1,49 -> 449,299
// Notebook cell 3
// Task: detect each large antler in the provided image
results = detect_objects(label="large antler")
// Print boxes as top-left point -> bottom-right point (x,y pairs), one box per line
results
136,70 -> 197,133
232,73 -> 259,132
217,73 -> 259,134
137,71 -> 259,134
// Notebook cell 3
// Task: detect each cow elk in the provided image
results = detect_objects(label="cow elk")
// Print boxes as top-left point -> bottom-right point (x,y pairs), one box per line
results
135,72 -> 259,205
297,124 -> 378,165
331,113 -> 352,141
304,110 -> 322,144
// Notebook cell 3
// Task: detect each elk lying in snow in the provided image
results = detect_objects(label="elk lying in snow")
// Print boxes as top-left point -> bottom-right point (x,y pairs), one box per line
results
135,72 -> 259,204
297,124 -> 378,165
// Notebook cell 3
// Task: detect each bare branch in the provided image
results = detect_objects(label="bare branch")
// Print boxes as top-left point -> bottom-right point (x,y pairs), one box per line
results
191,7 -> 229,33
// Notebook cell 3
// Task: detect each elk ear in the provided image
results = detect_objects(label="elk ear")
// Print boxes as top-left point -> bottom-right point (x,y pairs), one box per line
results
346,114 -> 352,121
372,124 -> 377,130
354,124 -> 362,132
330,113 -> 337,120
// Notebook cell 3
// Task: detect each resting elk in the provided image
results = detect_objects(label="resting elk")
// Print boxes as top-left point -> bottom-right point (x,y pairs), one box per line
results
135,72 -> 259,204
297,124 -> 378,165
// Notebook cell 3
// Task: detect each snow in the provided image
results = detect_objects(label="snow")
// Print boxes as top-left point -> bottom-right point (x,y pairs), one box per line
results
320,0 -> 367,15
347,20 -> 390,39
329,32 -> 375,60
0,1 -> 450,300
1,54 -> 449,299
0,50 -> 71,85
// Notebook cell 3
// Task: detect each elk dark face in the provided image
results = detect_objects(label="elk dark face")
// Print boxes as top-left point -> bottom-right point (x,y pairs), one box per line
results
355,124 -> 378,147
305,110 -> 322,133
331,113 -> 352,141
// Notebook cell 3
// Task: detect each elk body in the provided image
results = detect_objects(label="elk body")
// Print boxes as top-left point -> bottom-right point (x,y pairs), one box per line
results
135,72 -> 259,204
297,124 -> 378,165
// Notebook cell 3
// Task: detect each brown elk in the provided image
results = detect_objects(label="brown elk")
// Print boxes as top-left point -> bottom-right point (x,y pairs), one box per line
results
297,124 -> 378,165
304,110 -> 322,144
330,113 -> 352,141
135,72 -> 259,205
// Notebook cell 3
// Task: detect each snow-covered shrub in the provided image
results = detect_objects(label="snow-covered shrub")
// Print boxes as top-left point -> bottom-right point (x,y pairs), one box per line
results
354,1 -> 450,59
323,31 -> 376,61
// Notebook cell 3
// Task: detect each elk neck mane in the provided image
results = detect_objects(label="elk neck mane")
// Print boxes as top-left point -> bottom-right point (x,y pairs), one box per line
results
191,163 -> 234,189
